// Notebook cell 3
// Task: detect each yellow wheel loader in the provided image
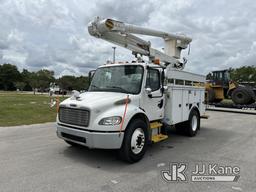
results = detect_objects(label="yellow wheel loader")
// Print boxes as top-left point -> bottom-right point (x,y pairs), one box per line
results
205,70 -> 256,105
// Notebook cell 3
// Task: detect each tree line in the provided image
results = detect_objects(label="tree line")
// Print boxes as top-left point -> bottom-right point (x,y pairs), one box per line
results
0,63 -> 89,92
229,65 -> 256,83
0,63 -> 255,92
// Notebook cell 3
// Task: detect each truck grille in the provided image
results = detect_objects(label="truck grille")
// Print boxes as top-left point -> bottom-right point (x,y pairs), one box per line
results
59,107 -> 90,127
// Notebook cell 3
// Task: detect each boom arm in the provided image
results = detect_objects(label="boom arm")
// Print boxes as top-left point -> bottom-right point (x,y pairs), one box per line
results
88,17 -> 192,68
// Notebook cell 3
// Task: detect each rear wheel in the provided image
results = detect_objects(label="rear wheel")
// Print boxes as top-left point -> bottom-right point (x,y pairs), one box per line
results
176,109 -> 200,137
231,87 -> 255,104
186,109 -> 200,136
118,119 -> 148,163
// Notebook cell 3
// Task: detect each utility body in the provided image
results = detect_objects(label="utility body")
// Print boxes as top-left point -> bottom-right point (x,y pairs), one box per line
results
56,17 -> 207,162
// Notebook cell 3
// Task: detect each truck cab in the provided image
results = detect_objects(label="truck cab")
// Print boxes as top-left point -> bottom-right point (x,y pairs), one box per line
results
56,62 -> 206,163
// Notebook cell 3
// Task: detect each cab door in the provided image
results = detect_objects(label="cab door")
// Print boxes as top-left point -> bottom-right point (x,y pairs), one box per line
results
140,67 -> 164,121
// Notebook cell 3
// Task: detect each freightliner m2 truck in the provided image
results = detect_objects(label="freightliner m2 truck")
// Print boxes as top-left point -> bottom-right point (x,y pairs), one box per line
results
56,17 -> 206,163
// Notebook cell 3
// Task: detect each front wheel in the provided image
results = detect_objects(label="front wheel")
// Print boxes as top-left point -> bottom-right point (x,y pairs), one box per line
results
118,119 -> 148,163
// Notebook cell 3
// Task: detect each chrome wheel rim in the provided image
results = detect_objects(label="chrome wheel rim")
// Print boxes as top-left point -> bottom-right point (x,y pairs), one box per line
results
131,128 -> 145,154
191,115 -> 198,131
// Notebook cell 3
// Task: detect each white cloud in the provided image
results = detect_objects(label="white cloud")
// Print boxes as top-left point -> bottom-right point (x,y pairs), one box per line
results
7,29 -> 24,43
223,41 -> 256,68
2,49 -> 28,71
0,0 -> 255,77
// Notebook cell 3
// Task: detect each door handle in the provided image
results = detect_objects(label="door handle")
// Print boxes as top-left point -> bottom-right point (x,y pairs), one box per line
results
158,99 -> 163,108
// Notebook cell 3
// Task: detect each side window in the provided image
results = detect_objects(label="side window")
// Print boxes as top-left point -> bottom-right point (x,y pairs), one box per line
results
146,68 -> 160,91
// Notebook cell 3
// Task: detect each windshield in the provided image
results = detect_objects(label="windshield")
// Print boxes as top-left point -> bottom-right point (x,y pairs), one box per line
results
88,65 -> 144,94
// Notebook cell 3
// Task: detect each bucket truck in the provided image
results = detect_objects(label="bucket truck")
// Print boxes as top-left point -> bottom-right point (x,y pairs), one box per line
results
56,17 -> 206,163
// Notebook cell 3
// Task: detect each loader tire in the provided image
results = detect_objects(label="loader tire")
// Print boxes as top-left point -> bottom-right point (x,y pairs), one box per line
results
231,87 -> 254,104
247,88 -> 256,104
118,119 -> 148,163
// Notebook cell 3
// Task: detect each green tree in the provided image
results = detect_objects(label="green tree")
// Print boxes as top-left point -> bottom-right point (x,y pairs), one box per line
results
57,75 -> 77,91
57,75 -> 89,91
15,82 -> 26,91
0,63 -> 21,90
36,69 -> 55,92
74,76 -> 89,90
230,66 -> 256,83
29,72 -> 39,95
21,69 -> 33,91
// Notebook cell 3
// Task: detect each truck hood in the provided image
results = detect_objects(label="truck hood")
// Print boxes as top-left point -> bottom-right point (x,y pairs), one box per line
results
60,91 -> 131,110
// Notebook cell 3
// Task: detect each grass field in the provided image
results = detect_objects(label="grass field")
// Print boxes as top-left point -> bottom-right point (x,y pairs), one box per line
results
0,91 -> 235,127
0,91 -> 66,126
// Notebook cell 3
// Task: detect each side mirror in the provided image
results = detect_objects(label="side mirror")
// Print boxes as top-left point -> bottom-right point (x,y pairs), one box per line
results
70,90 -> 80,100
145,87 -> 152,95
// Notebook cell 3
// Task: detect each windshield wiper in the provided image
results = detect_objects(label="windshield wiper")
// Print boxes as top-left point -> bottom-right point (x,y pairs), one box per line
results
89,84 -> 101,91
106,86 -> 129,93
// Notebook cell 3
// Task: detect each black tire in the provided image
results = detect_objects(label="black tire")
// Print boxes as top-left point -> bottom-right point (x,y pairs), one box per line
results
118,119 -> 148,163
65,140 -> 81,147
247,88 -> 256,104
184,109 -> 200,137
175,121 -> 187,135
231,87 -> 254,104
175,109 -> 200,136
207,89 -> 215,103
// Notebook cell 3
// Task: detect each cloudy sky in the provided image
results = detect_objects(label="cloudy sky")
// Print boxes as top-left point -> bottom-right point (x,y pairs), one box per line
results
0,0 -> 255,77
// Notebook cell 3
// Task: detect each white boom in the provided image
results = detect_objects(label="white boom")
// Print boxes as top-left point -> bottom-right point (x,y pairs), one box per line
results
88,17 -> 192,69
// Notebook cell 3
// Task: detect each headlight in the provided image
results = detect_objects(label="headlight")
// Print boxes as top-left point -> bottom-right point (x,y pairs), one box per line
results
99,116 -> 122,125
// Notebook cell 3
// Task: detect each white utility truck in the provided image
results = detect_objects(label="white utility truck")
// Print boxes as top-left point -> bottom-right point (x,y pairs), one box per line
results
56,17 -> 206,163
